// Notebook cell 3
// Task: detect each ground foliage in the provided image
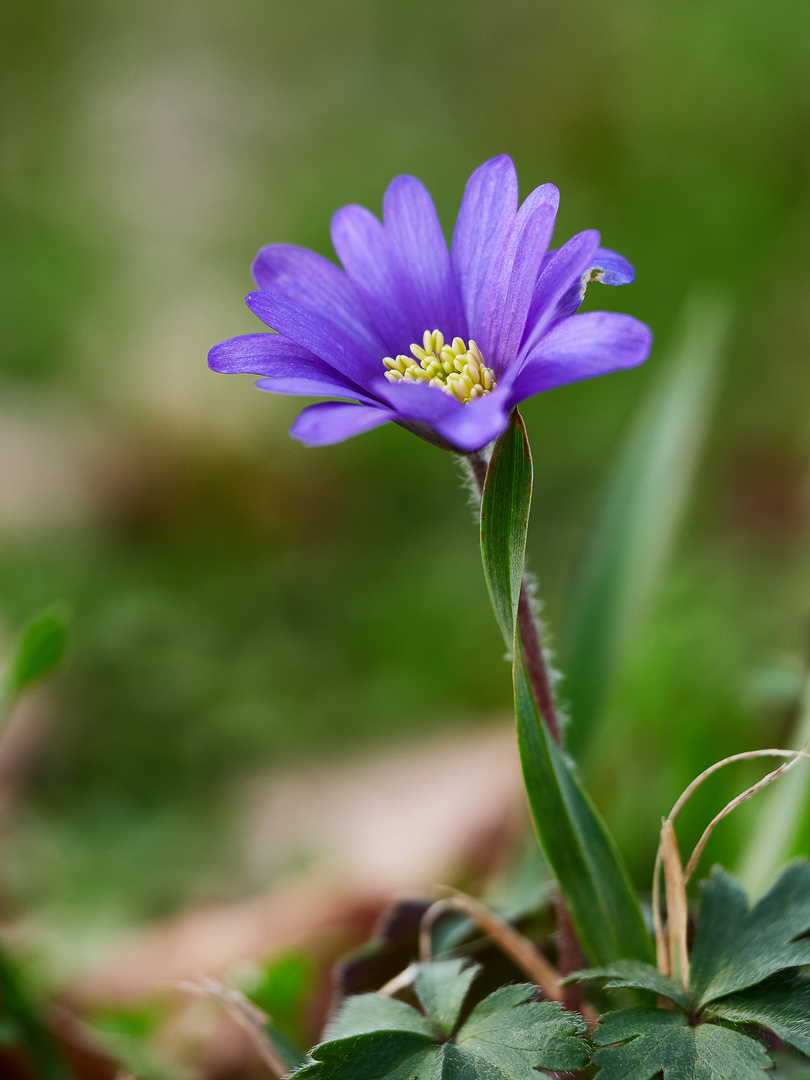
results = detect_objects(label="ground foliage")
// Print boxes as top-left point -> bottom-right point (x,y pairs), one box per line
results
291,959 -> 588,1080
575,863 -> 810,1078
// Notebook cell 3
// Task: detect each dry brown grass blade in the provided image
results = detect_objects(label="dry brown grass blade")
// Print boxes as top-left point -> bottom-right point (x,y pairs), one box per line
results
177,976 -> 288,1078
422,889 -> 565,1006
661,821 -> 689,989
652,747 -> 808,977
682,752 -> 805,884
378,965 -> 416,997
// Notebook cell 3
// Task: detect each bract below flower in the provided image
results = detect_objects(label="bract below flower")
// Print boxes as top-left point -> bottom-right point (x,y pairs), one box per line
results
208,155 -> 652,453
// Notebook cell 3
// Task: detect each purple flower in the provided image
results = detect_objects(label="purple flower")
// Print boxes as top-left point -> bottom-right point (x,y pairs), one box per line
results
208,155 -> 652,453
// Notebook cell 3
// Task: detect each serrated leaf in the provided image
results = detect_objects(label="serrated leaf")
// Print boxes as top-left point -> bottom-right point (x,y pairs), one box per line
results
456,984 -> 588,1076
592,1008 -> 771,1080
690,863 -> 810,1006
324,993 -> 435,1041
294,961 -> 587,1079
706,975 -> 810,1057
481,410 -> 653,969
569,959 -> 688,1009
414,959 -> 479,1037
2,607 -> 68,712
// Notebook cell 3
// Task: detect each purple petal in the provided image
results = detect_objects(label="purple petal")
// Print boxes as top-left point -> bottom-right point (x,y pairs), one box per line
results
255,375 -> 377,404
478,184 -> 559,370
508,311 -> 652,402
210,332 -> 380,403
552,246 -> 636,321
451,155 -> 518,337
375,378 -> 511,453
431,389 -> 512,452
330,204 -> 415,353
251,244 -> 384,356
209,333 -> 318,375
290,401 -> 393,446
246,291 -> 380,388
383,175 -> 466,342
519,230 -> 601,359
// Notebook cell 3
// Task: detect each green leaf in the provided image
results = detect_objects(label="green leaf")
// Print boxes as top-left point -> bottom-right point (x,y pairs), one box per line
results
413,958 -> 478,1037
2,606 -> 68,714
480,410 -> 653,969
0,943 -> 73,1080
592,1009 -> 771,1080
563,293 -> 730,758
739,672 -> 810,900
479,408 -> 533,650
705,976 -> 810,1057
513,657 -> 654,967
690,863 -> 810,1006
294,960 -> 588,1079
323,993 -> 435,1041
568,959 -> 689,1009
454,984 -> 587,1076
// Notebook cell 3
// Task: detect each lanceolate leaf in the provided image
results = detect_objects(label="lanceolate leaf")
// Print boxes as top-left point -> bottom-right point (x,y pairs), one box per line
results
480,410 -> 652,967
479,408 -> 533,650
592,1009 -> 771,1080
513,654 -> 653,967
294,960 -> 588,1079
690,863 -> 810,1006
705,976 -> 810,1057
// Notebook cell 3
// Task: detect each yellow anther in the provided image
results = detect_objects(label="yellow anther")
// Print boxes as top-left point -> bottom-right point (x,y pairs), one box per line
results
382,329 -> 497,404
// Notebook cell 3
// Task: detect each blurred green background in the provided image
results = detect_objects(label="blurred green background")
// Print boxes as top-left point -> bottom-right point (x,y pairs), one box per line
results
1,0 -> 809,945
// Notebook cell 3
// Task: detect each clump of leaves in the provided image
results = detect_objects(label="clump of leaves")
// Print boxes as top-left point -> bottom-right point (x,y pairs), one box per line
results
291,958 -> 588,1079
573,861 -> 810,1079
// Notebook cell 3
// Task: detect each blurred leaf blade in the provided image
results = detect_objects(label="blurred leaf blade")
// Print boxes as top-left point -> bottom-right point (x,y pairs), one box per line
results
738,673 -> 810,897
563,292 -> 732,758
2,605 -> 68,718
0,942 -> 73,1080
481,410 -> 653,966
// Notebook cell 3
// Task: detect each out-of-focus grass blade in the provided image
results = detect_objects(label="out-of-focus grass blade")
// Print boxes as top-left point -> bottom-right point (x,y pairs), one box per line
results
481,410 -> 653,966
738,673 -> 810,898
1,606 -> 68,723
0,942 -> 73,1080
562,292 -> 732,760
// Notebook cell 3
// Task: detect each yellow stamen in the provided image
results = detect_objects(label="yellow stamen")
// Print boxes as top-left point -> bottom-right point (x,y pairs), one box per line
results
382,330 -> 497,405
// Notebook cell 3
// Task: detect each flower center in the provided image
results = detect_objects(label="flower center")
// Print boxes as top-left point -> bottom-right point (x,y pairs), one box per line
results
383,330 -> 497,404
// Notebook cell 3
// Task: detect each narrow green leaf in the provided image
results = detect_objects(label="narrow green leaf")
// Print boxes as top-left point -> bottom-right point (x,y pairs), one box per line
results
592,1009 -> 771,1080
0,943 -> 73,1080
568,959 -> 688,1010
514,654 -> 653,966
690,863 -> 810,1007
480,410 -> 652,967
706,976 -> 810,1057
2,606 -> 68,717
480,407 -> 533,650
563,293 -> 731,757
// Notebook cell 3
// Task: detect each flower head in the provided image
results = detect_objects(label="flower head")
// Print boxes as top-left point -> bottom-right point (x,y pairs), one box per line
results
208,155 -> 652,453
